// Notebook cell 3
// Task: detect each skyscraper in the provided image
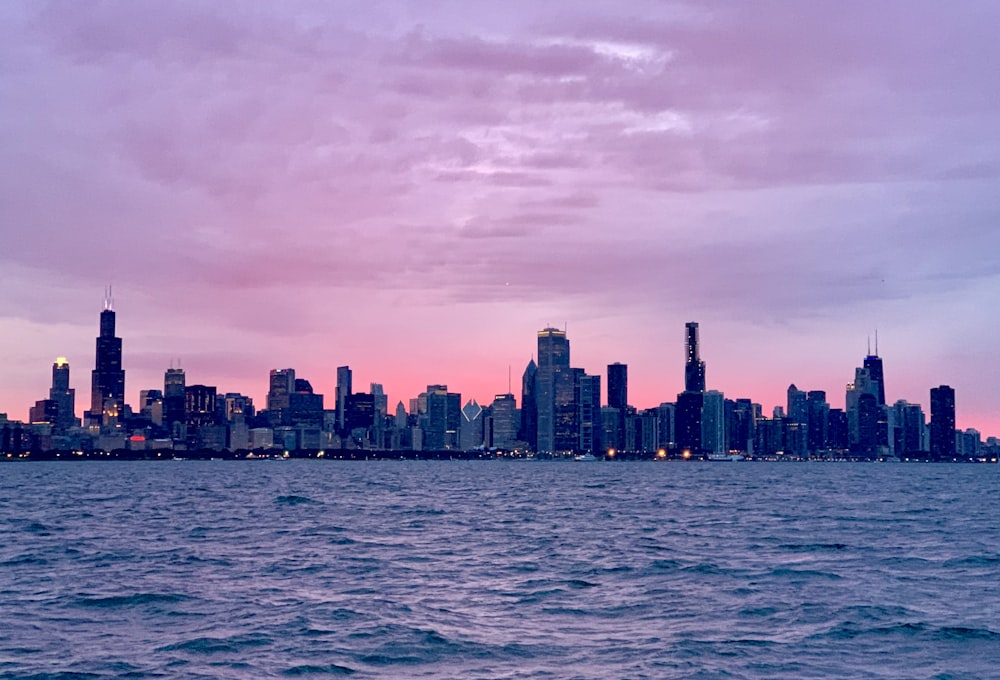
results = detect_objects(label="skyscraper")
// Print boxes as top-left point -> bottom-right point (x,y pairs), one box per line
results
576,370 -> 601,454
488,393 -> 519,450
89,291 -> 125,428
423,384 -> 461,450
930,385 -> 956,459
519,358 -> 537,450
863,337 -> 886,406
164,367 -> 186,429
786,384 -> 808,424
684,322 -> 706,393
701,390 -> 726,455
49,357 -> 76,433
336,366 -> 352,432
607,363 -> 627,410
806,390 -> 829,452
536,328 -> 571,454
267,368 -> 295,425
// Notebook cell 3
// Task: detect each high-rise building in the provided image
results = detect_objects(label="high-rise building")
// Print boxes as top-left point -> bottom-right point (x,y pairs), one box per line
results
576,370 -> 601,454
607,363 -> 627,410
701,390 -> 726,455
863,344 -> 886,406
786,384 -> 808,424
519,359 -> 537,450
846,366 -> 877,447
89,292 -> 126,428
518,359 -> 538,451
459,399 -> 484,451
536,328 -> 572,454
726,398 -> 754,455
892,400 -> 925,457
930,385 -> 956,459
422,384 -> 461,450
139,389 -> 164,426
49,357 -> 76,433
370,383 -> 388,423
675,391 -> 704,453
656,402 -> 675,450
336,366 -> 352,432
827,408 -> 849,450
289,378 -> 324,427
806,390 -> 829,452
164,367 -> 186,428
185,385 -> 217,428
488,393 -> 519,450
684,322 -> 706,393
267,369 -> 295,425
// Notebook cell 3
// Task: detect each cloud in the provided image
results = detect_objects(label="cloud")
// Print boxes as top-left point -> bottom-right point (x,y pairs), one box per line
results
2,1 -> 1000,434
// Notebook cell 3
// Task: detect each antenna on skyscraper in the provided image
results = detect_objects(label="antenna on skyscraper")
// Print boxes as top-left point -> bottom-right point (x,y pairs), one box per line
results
867,335 -> 871,356
508,364 -> 511,394
875,329 -> 879,356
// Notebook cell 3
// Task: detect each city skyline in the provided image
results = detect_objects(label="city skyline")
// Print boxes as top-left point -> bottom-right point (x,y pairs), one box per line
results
4,298 -> 996,451
2,2 -> 999,435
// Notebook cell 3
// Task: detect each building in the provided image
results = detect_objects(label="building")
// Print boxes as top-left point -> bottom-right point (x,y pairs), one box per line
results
675,391 -> 704,453
519,359 -> 537,450
786,384 -> 808,425
336,366 -> 352,432
89,291 -> 126,429
289,379 -> 324,427
139,389 -> 164,426
164,367 -> 186,430
49,357 -> 76,433
185,385 -> 217,428
488,393 -> 519,450
536,328 -> 572,454
267,369 -> 295,425
806,391 -> 829,452
607,362 -> 627,410
422,385 -> 461,450
701,390 -> 726,455
576,370 -> 601,454
459,399 -> 484,451
930,385 -> 956,459
892,400 -> 925,457
656,402 -> 675,450
684,322 -> 706,393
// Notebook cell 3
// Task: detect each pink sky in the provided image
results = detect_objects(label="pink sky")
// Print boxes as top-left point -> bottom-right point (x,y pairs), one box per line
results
1,1 -> 999,436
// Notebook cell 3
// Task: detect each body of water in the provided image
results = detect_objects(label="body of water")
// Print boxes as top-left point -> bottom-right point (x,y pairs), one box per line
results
1,461 -> 997,678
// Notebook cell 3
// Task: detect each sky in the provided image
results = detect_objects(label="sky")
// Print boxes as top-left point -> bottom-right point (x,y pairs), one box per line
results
2,1 -> 999,436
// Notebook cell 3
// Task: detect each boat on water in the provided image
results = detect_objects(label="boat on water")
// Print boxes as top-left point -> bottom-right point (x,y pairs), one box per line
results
574,453 -> 599,462
706,453 -> 746,461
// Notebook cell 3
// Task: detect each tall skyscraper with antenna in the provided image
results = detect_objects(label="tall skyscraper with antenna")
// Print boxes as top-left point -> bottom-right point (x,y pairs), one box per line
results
863,332 -> 886,406
685,322 -> 706,393
89,288 -> 125,428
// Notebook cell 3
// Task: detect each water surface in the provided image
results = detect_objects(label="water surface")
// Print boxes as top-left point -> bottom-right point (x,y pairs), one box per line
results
1,461 -> 997,678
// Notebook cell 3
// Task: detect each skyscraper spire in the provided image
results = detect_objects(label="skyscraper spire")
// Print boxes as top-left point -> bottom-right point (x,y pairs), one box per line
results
104,285 -> 113,311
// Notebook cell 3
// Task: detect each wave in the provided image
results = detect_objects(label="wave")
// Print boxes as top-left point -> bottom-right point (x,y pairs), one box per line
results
817,621 -> 1000,642
276,495 -> 321,505
157,632 -> 273,654
282,663 -> 357,675
73,593 -> 191,608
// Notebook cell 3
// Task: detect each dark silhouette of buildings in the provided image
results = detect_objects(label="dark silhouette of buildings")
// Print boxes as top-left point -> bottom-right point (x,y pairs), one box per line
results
89,291 -> 125,429
930,385 -> 956,459
536,328 -> 571,453
684,322 -> 706,393
608,362 -> 627,410
47,358 -> 76,433
164,367 -> 186,431
519,358 -> 537,450
336,366 -> 352,432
